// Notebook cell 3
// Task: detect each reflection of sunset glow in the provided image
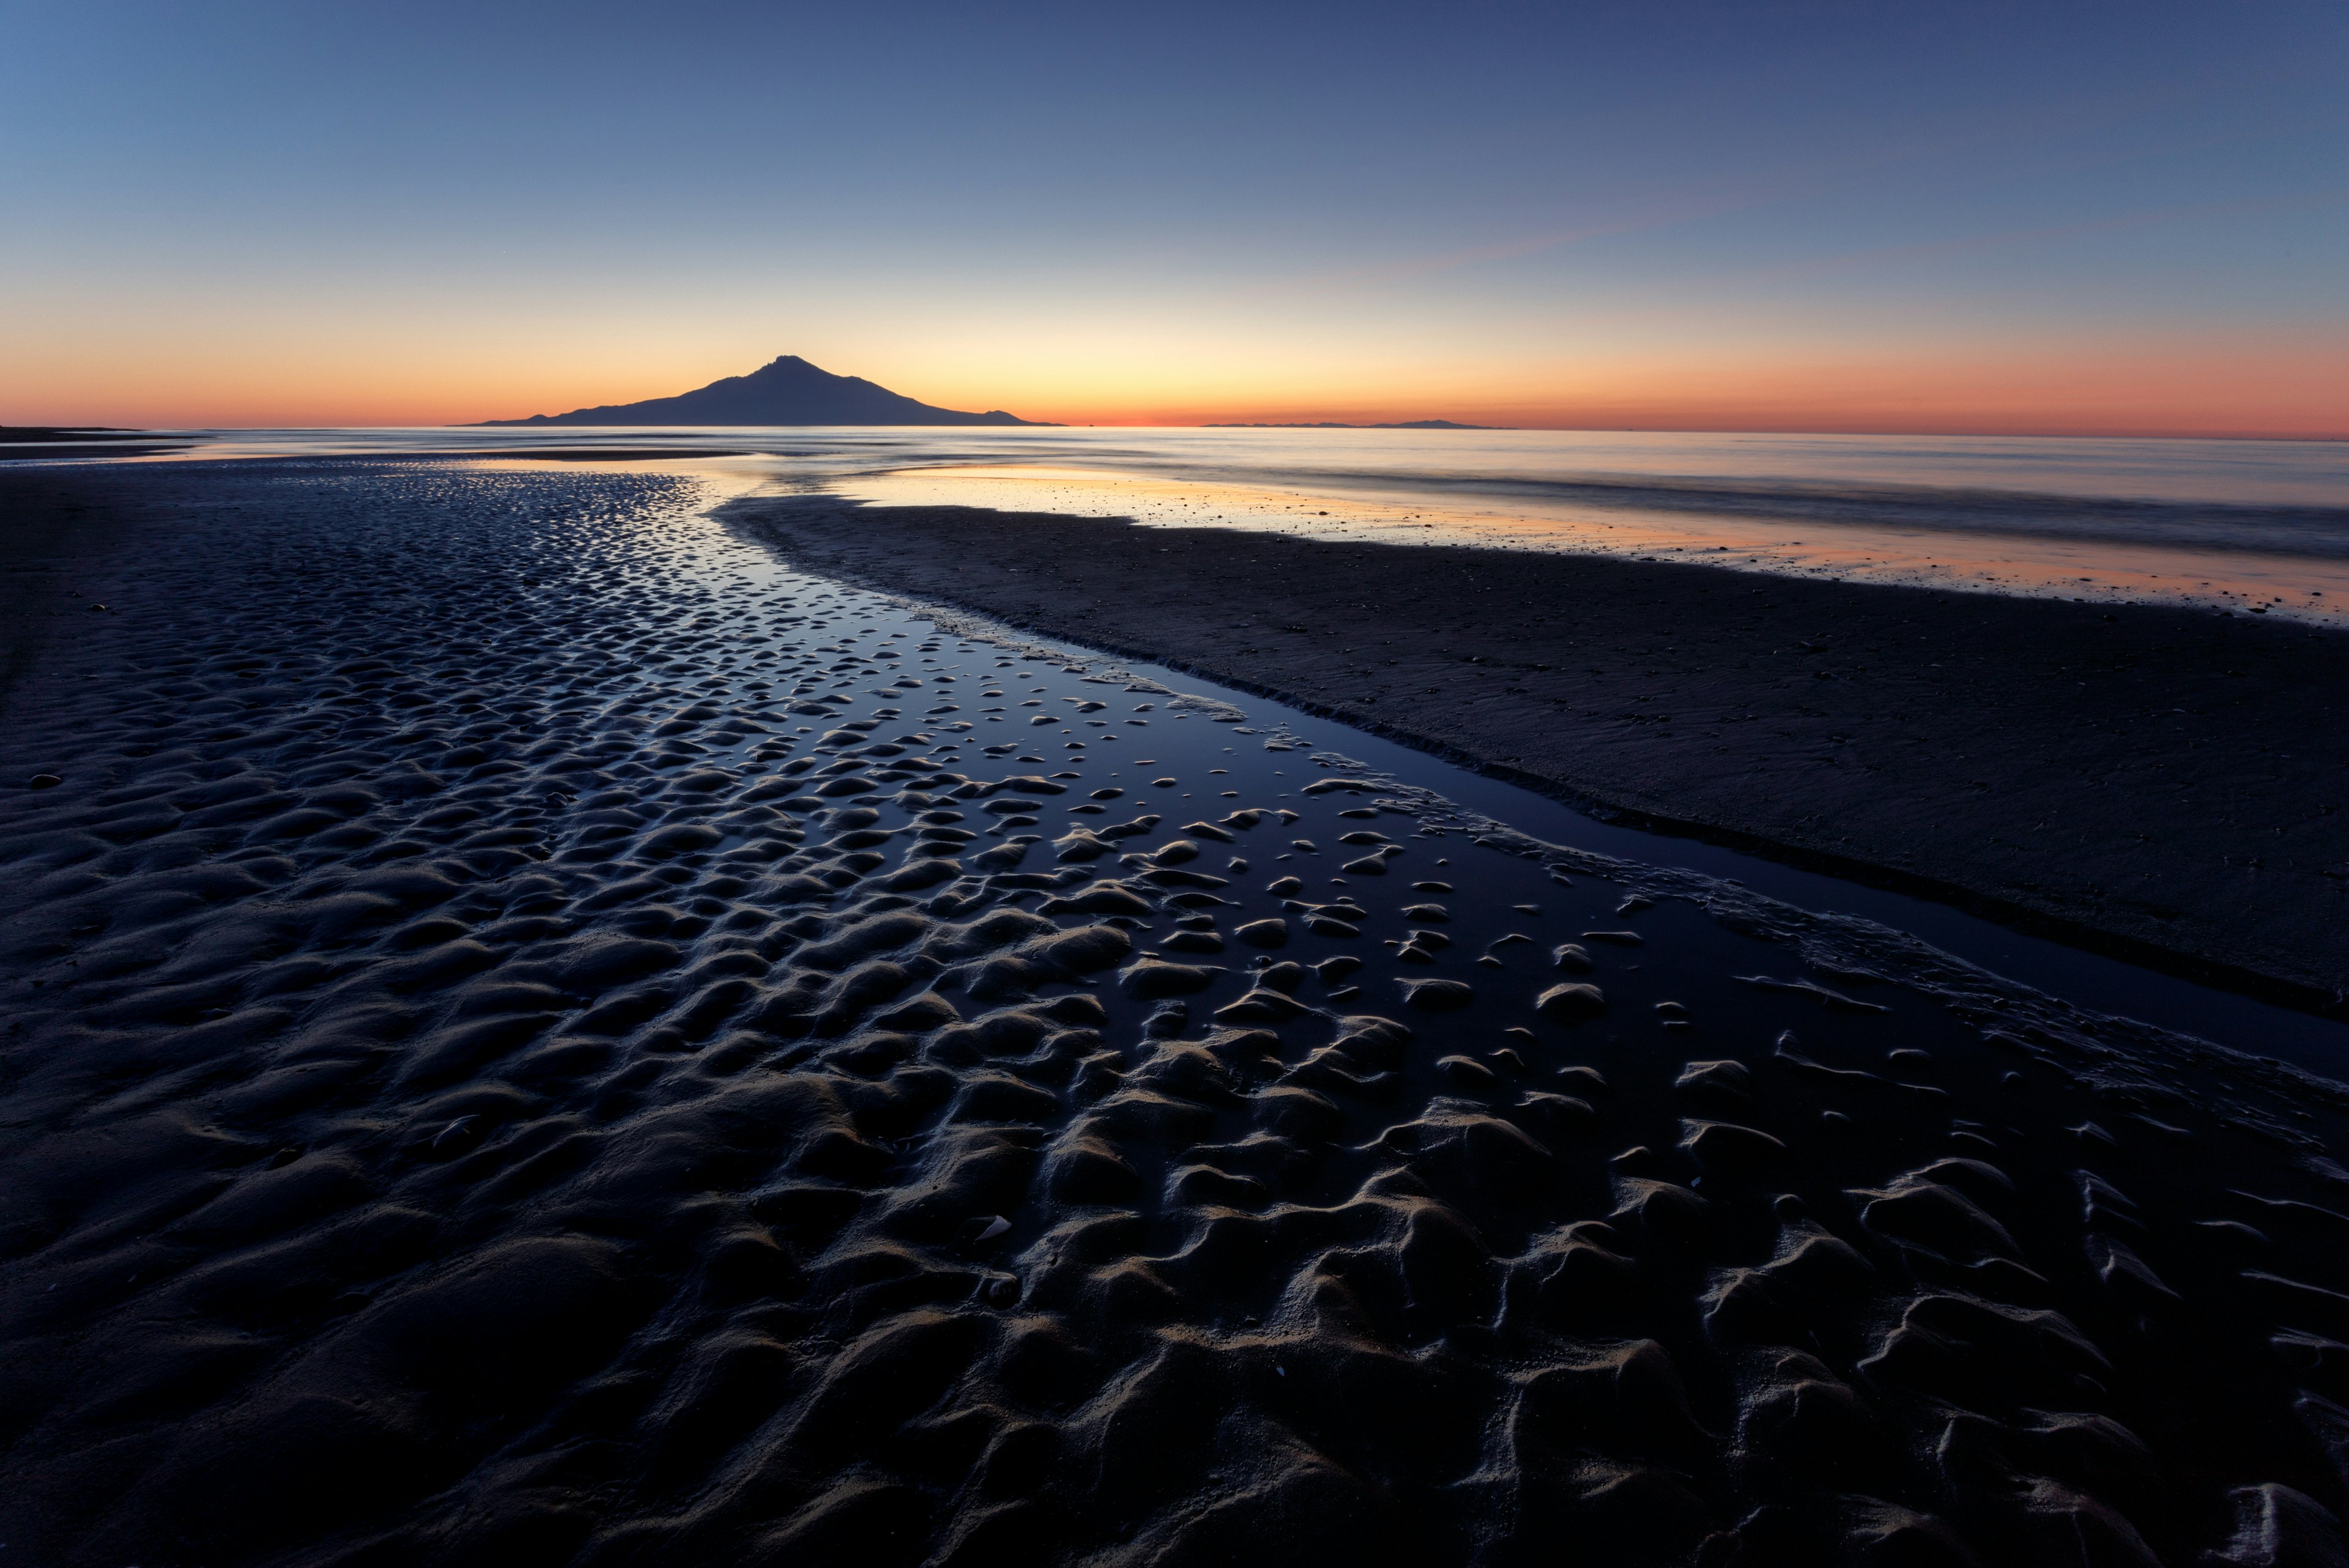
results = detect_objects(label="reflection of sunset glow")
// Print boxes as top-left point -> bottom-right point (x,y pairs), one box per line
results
40,426 -> 2343,624
841,462 -> 2349,624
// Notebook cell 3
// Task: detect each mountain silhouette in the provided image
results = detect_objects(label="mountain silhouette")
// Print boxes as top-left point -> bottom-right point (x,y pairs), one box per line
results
475,356 -> 1049,426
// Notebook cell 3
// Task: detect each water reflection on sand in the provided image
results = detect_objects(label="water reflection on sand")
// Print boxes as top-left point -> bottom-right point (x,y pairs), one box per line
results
18,422 -> 2347,622
838,462 -> 2349,625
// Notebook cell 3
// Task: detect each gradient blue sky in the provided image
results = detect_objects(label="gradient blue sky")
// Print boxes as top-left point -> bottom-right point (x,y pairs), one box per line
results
2,0 -> 2343,432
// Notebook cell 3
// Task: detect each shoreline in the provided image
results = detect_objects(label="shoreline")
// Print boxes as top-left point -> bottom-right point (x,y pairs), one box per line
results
729,495 -> 2349,1014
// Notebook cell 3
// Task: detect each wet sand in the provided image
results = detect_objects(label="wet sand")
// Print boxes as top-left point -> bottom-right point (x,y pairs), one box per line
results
733,497 -> 2349,1011
6,462 -> 2349,1567
0,473 -> 166,706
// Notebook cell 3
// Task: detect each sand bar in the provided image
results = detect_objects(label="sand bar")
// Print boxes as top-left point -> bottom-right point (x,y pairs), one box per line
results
734,497 -> 2349,1010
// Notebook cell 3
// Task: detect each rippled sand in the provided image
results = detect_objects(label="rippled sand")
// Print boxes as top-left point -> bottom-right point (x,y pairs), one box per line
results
734,495 -> 2349,1008
3,461 -> 2348,1567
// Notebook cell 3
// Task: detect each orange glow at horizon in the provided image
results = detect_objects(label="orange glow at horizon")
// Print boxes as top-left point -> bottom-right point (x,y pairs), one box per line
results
5,335 -> 2343,443
1003,336 -> 2349,440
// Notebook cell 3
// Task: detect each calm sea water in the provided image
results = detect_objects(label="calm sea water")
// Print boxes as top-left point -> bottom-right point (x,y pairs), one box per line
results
17,424 -> 2349,619
12,428 -> 2348,1062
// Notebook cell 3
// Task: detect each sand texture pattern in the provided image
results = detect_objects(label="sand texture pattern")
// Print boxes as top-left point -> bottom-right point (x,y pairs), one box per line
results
733,499 -> 2349,1010
3,463 -> 2349,1567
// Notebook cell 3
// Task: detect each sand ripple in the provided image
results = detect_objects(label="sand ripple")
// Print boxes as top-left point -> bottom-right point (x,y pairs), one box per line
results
1,462 -> 2346,1566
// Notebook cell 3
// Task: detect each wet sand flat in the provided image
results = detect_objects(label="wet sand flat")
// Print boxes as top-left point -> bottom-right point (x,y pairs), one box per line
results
0,472 -> 171,706
5,462 -> 2349,1567
734,498 -> 2349,1009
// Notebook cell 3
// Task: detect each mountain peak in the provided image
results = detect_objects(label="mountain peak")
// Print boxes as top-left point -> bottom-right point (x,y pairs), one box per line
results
473,356 -> 1051,427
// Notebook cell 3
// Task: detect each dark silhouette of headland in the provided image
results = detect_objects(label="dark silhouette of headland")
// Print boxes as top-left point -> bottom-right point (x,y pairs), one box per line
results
473,355 -> 1050,427
0,426 -> 201,458
0,426 -> 138,443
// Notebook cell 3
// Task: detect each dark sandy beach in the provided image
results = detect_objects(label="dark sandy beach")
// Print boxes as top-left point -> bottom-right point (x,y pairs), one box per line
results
0,472 -> 168,704
733,498 -> 2349,1011
6,462 -> 2349,1568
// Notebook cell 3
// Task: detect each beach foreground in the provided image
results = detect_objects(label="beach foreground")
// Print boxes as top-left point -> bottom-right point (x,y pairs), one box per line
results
3,463 -> 2349,1566
736,498 -> 2349,1010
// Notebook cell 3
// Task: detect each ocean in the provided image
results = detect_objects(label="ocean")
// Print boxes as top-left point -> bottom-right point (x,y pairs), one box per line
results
18,423 -> 2349,620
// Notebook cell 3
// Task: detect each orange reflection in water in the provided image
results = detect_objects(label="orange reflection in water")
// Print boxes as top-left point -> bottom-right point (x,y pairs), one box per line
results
837,464 -> 2349,626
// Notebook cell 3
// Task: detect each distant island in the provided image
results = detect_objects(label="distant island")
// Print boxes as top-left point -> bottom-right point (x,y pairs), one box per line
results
473,355 -> 1052,427
1203,420 -> 1502,430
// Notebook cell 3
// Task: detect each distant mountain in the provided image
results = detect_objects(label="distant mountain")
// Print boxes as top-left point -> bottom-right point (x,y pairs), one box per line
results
1203,419 -> 1502,430
474,355 -> 1051,427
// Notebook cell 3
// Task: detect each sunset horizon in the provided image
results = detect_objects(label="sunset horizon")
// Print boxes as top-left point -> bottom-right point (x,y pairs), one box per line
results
12,339 -> 2348,442
7,6 -> 2349,1566
9,7 -> 2344,443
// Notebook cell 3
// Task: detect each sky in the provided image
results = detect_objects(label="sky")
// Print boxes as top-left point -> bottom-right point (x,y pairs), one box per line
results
1,0 -> 2343,435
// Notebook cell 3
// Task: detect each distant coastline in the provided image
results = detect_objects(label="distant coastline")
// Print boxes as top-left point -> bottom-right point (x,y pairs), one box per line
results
1203,419 -> 1503,430
0,426 -> 140,443
0,426 -> 201,458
